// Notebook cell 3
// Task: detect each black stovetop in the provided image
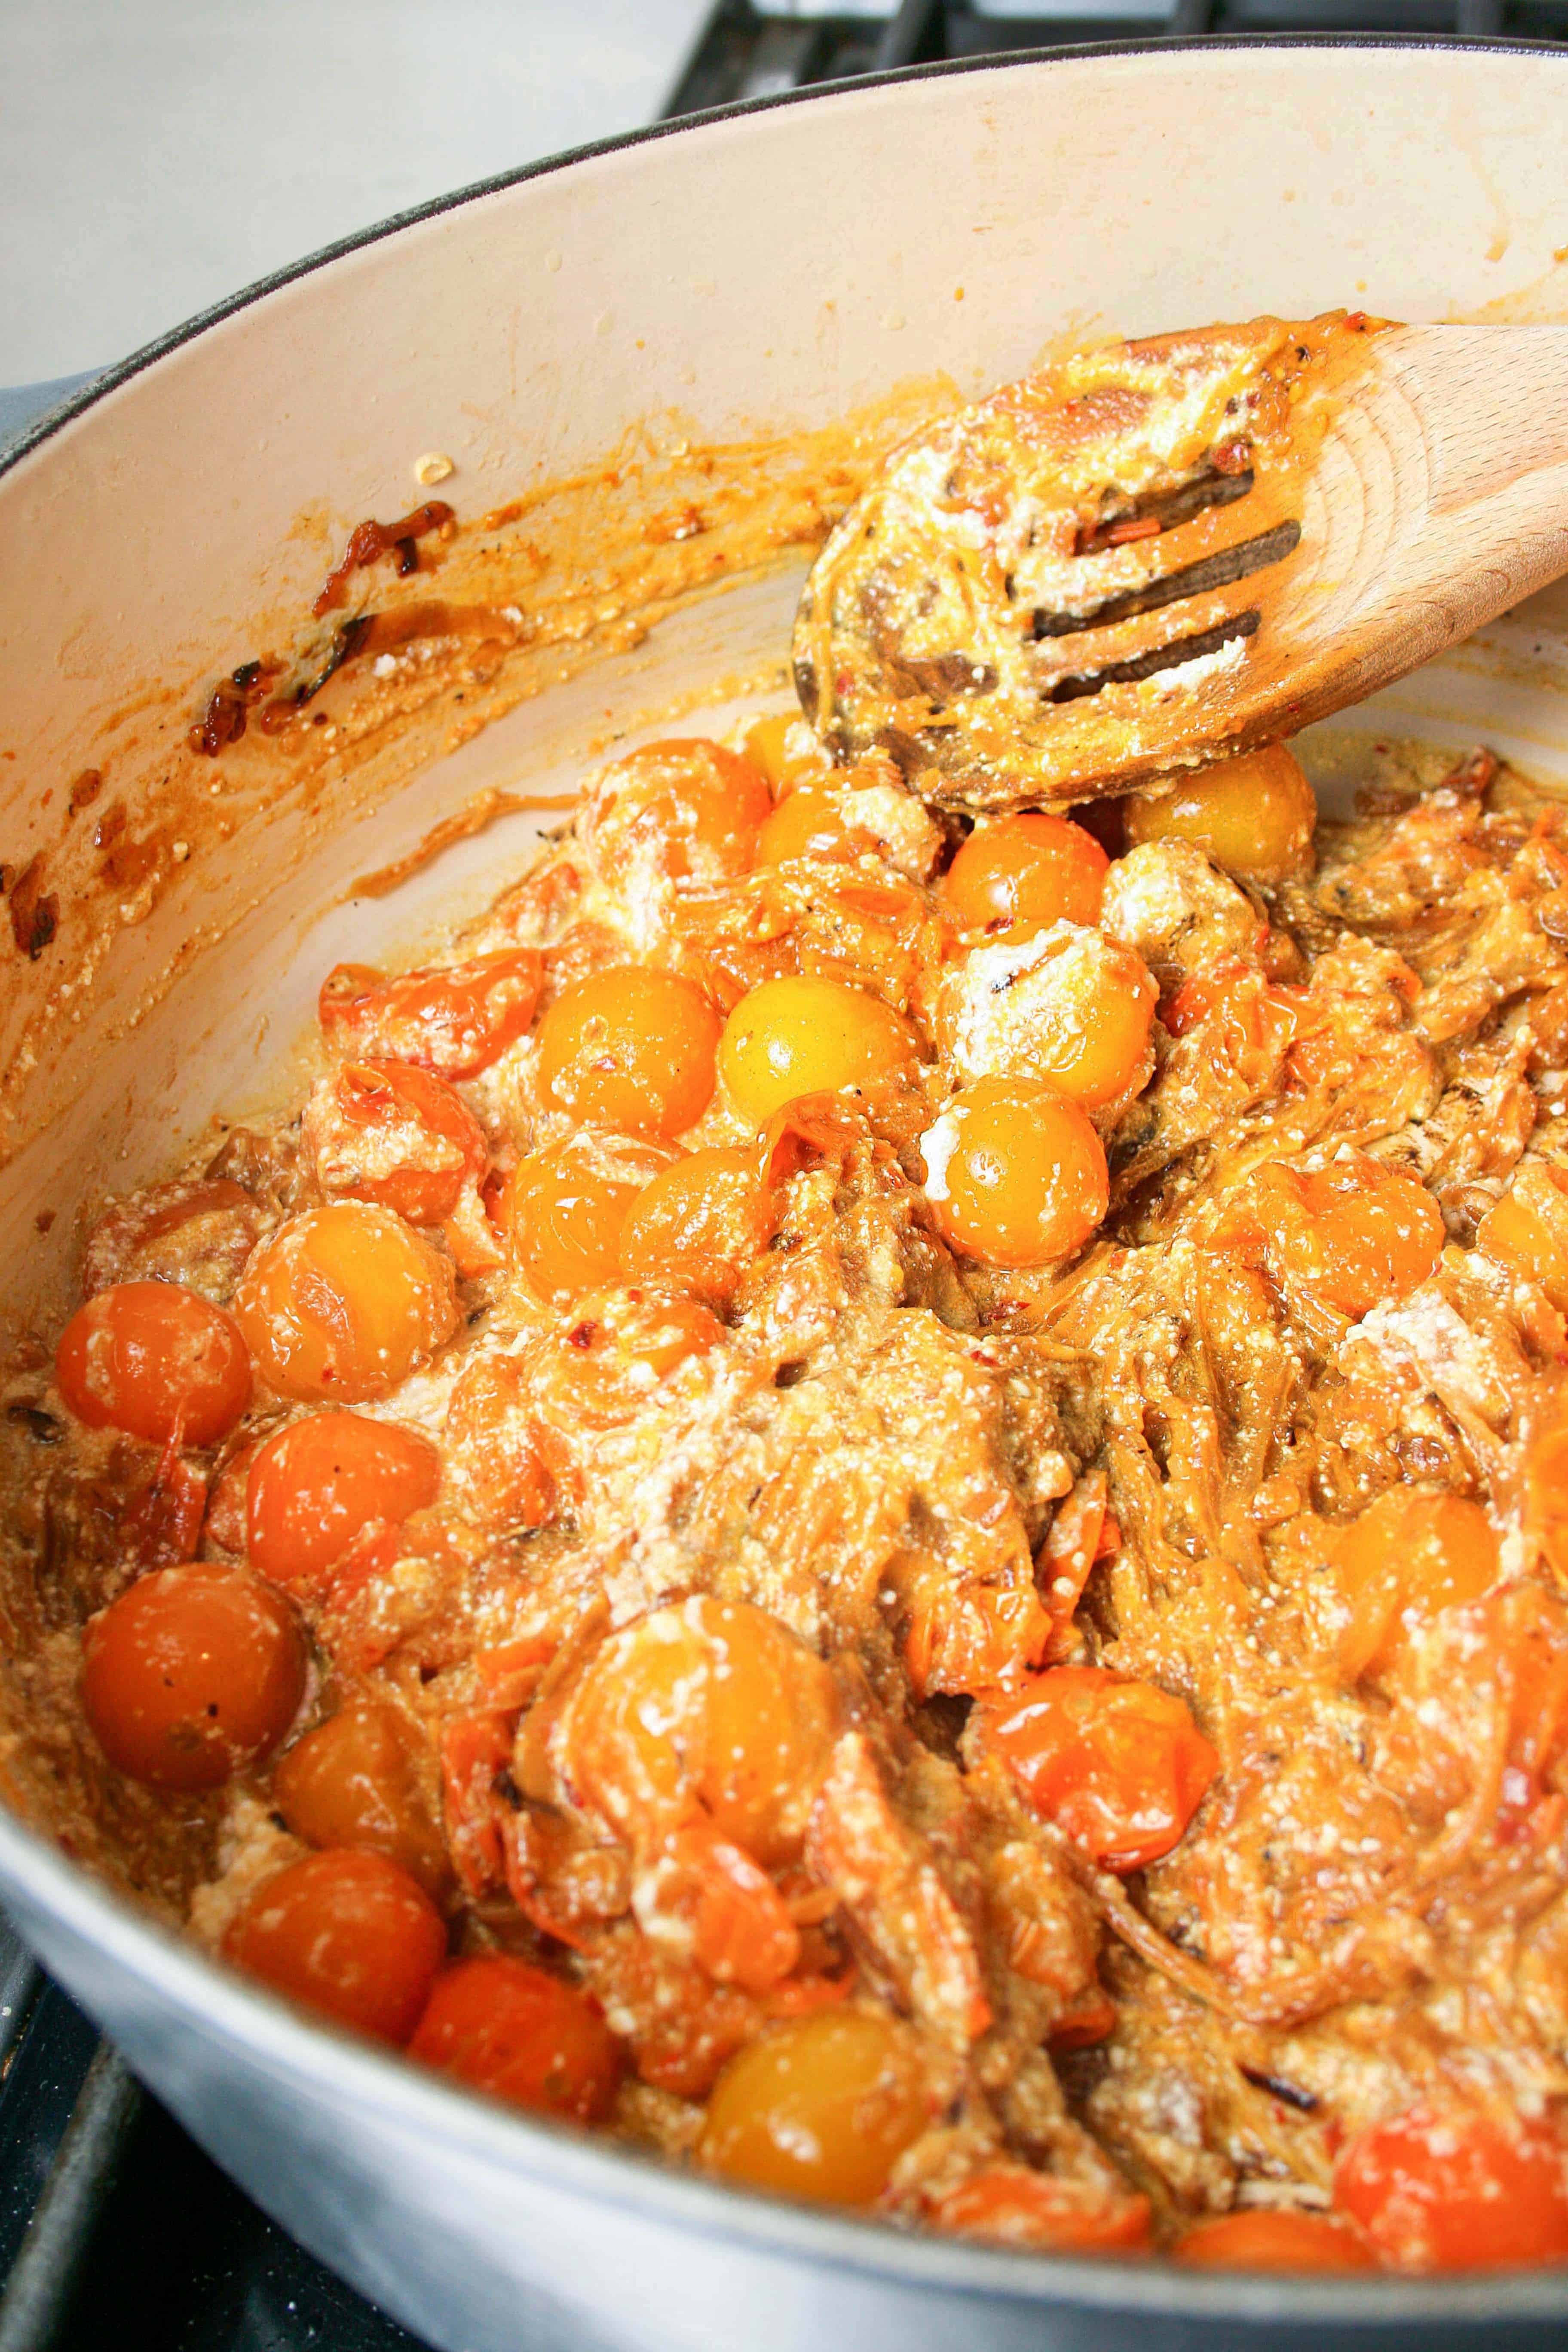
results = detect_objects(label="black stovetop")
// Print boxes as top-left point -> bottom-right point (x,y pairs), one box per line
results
7,3 -> 1568,2345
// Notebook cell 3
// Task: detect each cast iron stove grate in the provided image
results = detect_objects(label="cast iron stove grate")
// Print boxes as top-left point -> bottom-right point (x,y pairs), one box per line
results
7,1 -> 1568,2343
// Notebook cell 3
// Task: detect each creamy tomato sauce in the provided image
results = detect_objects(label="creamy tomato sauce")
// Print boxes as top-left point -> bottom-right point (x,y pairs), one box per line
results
10,711 -> 1568,2275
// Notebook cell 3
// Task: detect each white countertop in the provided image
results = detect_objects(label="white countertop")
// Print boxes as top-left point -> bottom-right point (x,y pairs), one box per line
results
0,0 -> 715,384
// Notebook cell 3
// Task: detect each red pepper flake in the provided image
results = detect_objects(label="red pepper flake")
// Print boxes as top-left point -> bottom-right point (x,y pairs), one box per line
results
1104,515 -> 1162,545
1211,437 -> 1253,477
6,854 -> 57,959
314,501 -> 455,617
1344,310 -> 1369,332
567,1321 -> 598,1351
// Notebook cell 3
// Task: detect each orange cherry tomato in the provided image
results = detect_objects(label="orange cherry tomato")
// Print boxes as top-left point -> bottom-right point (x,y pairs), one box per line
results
941,926 -> 1156,1113
318,949 -> 543,1078
977,1666 -> 1218,1872
756,785 -> 860,868
1212,1153 -> 1443,1320
1525,1390 -> 1568,1590
1175,2210 -> 1378,2273
902,1578 -> 1051,1700
1335,2104 -> 1568,2272
274,1704 -> 450,1899
652,1822 -> 802,1994
410,1954 -> 619,2121
582,739 -> 771,884
81,1177 -> 260,1303
920,1078 -> 1108,1267
1334,1488 -> 1499,1684
303,1059 -> 487,1228
742,714 -> 828,791
699,2009 -> 931,2205
1123,743 -> 1317,885
233,1201 -> 459,1403
502,1134 -> 672,1305
1479,1161 -> 1568,1310
618,1146 -> 776,1307
56,1280 -> 251,1448
719,975 -> 919,1128
246,1410 -> 441,1597
527,1285 -> 723,1439
944,814 -> 1109,940
224,1849 -> 447,2045
82,1567 -> 305,1791
443,1354 -> 555,1527
536,968 -> 721,1140
929,2165 -> 1152,2255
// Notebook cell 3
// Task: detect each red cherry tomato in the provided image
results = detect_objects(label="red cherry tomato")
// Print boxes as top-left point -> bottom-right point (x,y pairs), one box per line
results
318,950 -> 543,1078
410,1954 -> 619,2121
929,2165 -> 1152,2254
1335,2104 -> 1568,2272
977,1666 -> 1218,1872
224,1849 -> 447,2044
246,1410 -> 441,1598
56,1281 -> 251,1447
1175,2210 -> 1378,2273
304,1059 -> 487,1228
82,1568 -> 305,1791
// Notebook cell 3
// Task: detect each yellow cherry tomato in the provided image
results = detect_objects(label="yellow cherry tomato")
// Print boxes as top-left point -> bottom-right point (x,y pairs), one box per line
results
536,968 -> 721,1140
698,2009 -> 932,2205
233,1201 -> 459,1403
921,1078 -> 1108,1267
944,814 -> 1108,940
718,975 -> 919,1127
1123,742 -> 1316,885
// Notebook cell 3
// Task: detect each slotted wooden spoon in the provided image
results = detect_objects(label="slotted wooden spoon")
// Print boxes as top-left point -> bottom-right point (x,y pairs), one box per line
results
793,312 -> 1568,812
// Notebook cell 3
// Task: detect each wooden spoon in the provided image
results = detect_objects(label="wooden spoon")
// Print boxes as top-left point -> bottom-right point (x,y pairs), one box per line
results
792,312 -> 1568,812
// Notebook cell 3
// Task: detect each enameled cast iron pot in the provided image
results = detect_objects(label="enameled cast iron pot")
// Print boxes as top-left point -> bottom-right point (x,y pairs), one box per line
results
5,38 -> 1568,2352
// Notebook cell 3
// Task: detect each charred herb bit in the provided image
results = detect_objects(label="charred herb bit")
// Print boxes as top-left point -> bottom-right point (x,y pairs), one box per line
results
7,853 -> 58,959
1240,2064 -> 1319,2113
313,500 -> 455,617
6,1401 -> 63,1445
283,615 -> 373,713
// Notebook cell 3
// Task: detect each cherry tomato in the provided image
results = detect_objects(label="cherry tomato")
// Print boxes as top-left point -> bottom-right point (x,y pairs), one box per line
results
1525,1391 -> 1568,1590
718,975 -> 919,1127
582,739 -> 771,884
56,1281 -> 251,1448
82,1567 -> 304,1791
1334,1488 -> 1499,1684
536,968 -> 721,1140
246,1410 -> 440,1597
1335,2104 -> 1568,2272
942,928 -> 1155,1112
1123,743 -> 1317,885
929,2166 -> 1152,2255
944,814 -> 1109,940
977,1666 -> 1218,1872
526,1286 -> 723,1441
81,1178 -> 260,1304
233,1202 -> 459,1403
318,949 -> 543,1078
618,1146 -> 775,1307
652,1822 -> 802,1994
224,1849 -> 447,2044
1478,1161 -> 1568,1310
921,1078 -> 1108,1267
756,786 -> 859,868
410,1954 -> 620,2121
1212,1153 -> 1443,1320
1175,2210 -> 1378,2272
443,1354 -> 555,1527
698,2009 -> 931,2205
274,1704 -> 450,1898
303,1060 -> 487,1228
742,715 -> 827,792
502,1134 -> 673,1305
555,1596 -> 838,1866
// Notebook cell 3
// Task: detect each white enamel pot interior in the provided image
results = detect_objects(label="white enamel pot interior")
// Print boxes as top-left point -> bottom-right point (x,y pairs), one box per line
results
3,37 -> 1568,2352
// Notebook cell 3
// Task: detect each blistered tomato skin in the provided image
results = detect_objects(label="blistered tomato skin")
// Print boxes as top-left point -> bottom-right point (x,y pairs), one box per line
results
527,1287 -> 723,1437
55,1281 -> 251,1448
82,1568 -> 305,1792
246,1411 -> 441,1597
410,1955 -> 619,2121
978,1666 -> 1218,1872
1213,1153 -> 1444,1320
502,1136 -> 673,1305
698,2009 -> 931,2205
224,1849 -> 447,2045
303,1059 -> 487,1228
1334,1488 -> 1500,1683
618,1146 -> 775,1307
443,1354 -> 555,1528
1123,743 -> 1317,885
1175,2211 -> 1378,2273
718,975 -> 919,1127
1335,2104 -> 1568,2272
930,2167 -> 1153,2255
944,814 -> 1109,940
920,1078 -> 1108,1267
756,785 -> 858,868
582,739 -> 771,884
939,926 -> 1156,1113
536,968 -> 722,1140
317,950 -> 543,1078
233,1201 -> 459,1403
273,1705 -> 450,1898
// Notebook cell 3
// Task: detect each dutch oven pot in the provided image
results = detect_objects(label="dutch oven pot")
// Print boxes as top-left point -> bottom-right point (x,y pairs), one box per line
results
4,37 -> 1568,2352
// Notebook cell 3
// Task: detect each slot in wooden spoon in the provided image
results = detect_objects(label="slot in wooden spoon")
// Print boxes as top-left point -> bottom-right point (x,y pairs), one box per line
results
793,312 -> 1568,810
